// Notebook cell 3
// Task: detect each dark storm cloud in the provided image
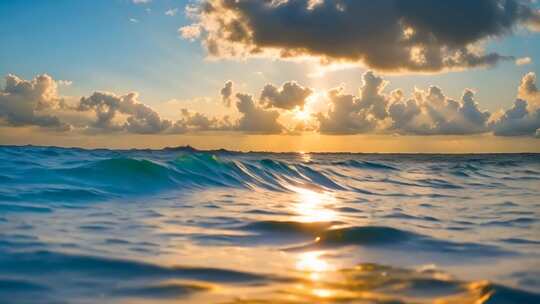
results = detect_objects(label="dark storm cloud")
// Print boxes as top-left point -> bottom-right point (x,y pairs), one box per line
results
181,0 -> 540,72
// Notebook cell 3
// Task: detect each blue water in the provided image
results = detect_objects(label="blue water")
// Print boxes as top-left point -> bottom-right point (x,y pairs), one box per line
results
1,145 -> 539,303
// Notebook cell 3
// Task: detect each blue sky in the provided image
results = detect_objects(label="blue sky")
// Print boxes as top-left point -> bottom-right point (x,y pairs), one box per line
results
1,0 -> 540,151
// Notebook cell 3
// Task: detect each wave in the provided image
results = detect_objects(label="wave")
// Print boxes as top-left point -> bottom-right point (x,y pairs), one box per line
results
2,249 -> 536,304
0,250 -> 274,283
1,152 -> 354,202
1,146 -> 539,206
242,220 -> 335,235
0,249 -> 277,303
332,159 -> 398,170
188,220 -> 512,257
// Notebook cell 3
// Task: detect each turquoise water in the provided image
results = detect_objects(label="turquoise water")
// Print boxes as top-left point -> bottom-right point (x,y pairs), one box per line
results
0,146 -> 539,303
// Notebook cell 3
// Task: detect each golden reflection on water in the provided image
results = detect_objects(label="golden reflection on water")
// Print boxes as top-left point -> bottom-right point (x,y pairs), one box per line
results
298,151 -> 312,163
292,187 -> 337,223
294,250 -> 341,300
296,251 -> 330,273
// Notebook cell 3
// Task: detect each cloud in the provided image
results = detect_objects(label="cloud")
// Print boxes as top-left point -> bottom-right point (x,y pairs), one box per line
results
171,108 -> 233,133
387,95 -> 421,132
58,80 -> 73,86
3,71 -> 540,138
0,74 -> 70,130
491,72 -> 540,136
317,87 -> 378,134
260,81 -> 313,110
220,80 -> 234,107
129,18 -> 139,23
414,87 -> 491,135
235,93 -> 283,134
317,71 -> 392,134
165,8 -> 179,16
179,25 -> 201,40
516,57 -> 533,66
491,99 -> 540,136
78,92 -> 172,134
395,87 -> 491,135
181,0 -> 540,72
317,71 -> 491,135
132,0 -> 151,4
518,72 -> 540,106
0,73 -> 282,135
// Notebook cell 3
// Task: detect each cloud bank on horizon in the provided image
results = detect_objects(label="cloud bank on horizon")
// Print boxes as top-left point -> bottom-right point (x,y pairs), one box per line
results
180,0 -> 540,72
1,71 -> 539,138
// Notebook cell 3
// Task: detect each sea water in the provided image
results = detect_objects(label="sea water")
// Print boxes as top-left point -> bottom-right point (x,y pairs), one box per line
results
0,146 -> 539,303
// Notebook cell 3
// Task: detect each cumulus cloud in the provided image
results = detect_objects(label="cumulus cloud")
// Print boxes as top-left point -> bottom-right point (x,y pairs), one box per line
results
3,71 -> 540,138
317,71 -> 389,134
181,0 -> 540,72
490,72 -> 540,136
491,99 -> 540,136
132,0 -> 151,4
412,88 -> 491,135
318,71 -> 491,135
220,80 -> 234,106
0,74 -> 70,130
235,93 -> 283,134
0,73 -> 283,135
518,72 -> 540,106
78,92 -> 172,134
317,87 -> 378,134
171,108 -> 233,133
260,81 -> 313,110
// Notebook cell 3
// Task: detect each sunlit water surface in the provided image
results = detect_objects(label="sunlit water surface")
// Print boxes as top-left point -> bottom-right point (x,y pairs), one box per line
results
0,146 -> 539,303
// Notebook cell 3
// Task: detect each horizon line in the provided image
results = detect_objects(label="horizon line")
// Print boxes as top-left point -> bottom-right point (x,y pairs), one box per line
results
2,144 -> 540,155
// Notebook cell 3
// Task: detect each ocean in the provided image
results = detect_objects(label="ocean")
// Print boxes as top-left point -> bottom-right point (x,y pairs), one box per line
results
0,145 -> 539,303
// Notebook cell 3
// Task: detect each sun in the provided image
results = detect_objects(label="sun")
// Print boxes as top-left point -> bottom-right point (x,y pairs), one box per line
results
293,92 -> 322,122
294,108 -> 312,121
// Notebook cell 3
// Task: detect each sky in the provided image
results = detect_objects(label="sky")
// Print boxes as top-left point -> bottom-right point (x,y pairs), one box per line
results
1,0 -> 540,152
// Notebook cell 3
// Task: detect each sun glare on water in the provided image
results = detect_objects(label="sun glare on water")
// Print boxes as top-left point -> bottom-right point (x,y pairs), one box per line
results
293,187 -> 337,223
